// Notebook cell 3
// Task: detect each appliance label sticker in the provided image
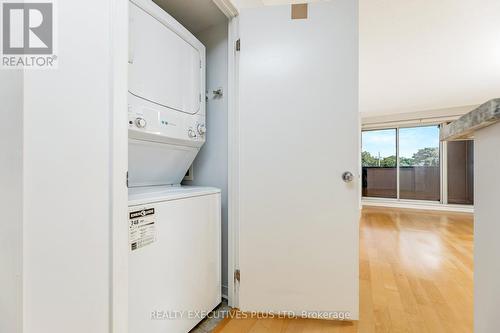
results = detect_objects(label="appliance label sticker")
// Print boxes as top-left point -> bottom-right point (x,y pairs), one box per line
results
129,207 -> 156,251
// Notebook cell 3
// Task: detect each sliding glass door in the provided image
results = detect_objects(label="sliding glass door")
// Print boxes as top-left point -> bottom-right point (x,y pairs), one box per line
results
362,124 -> 472,205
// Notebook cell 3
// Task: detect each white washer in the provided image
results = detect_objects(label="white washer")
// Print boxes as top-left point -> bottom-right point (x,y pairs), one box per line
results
128,186 -> 222,333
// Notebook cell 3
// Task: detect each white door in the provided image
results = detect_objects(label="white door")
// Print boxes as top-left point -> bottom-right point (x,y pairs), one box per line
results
236,0 -> 359,319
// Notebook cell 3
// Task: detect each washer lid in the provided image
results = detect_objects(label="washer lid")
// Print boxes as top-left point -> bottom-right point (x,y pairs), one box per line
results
128,139 -> 200,188
128,186 -> 221,206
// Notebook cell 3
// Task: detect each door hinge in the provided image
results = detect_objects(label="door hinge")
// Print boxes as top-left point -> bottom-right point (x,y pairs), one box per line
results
126,171 -> 129,187
234,269 -> 241,283
235,39 -> 241,52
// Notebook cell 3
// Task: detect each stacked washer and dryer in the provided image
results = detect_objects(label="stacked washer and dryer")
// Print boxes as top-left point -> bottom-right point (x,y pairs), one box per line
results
127,1 -> 222,332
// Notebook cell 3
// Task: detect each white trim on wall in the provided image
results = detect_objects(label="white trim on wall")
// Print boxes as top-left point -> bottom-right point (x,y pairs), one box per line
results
362,199 -> 474,213
361,105 -> 477,130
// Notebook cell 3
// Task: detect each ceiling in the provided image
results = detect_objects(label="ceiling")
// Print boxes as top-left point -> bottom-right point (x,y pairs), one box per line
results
360,0 -> 500,115
153,0 -> 227,34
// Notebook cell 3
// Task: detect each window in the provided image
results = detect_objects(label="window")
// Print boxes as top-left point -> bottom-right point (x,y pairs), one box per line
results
361,124 -> 473,205
362,129 -> 397,198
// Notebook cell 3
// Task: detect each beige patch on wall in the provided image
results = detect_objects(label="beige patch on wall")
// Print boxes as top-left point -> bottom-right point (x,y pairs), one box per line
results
291,3 -> 308,19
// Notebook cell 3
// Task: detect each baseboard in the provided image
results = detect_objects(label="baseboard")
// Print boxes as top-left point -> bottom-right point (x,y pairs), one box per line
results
362,199 -> 474,213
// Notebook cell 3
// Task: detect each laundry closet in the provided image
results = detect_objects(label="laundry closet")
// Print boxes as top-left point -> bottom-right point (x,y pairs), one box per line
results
126,0 -> 231,332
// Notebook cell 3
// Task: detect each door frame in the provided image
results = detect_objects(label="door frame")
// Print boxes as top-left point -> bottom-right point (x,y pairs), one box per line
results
110,0 -> 129,332
226,14 -> 240,308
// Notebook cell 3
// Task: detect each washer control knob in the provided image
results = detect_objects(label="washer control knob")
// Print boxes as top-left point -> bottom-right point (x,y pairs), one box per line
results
188,128 -> 197,139
135,117 -> 147,128
197,123 -> 206,136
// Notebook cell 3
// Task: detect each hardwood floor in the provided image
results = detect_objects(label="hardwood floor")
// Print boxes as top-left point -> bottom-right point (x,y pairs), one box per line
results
214,207 -> 474,333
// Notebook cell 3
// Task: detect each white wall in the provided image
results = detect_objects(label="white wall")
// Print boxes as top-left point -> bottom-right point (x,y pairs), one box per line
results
0,71 -> 23,333
360,0 -> 500,115
21,0 -> 116,331
184,22 -> 229,297
475,121 -> 500,333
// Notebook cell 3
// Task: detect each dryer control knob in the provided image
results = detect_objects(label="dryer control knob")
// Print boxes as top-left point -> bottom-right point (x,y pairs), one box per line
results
188,128 -> 197,139
135,117 -> 147,128
197,124 -> 206,136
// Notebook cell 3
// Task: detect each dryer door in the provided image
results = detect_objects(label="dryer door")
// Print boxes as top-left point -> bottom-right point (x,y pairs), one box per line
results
129,2 -> 202,115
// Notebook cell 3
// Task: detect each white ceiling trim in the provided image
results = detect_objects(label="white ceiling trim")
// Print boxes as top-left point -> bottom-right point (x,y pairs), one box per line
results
361,104 -> 478,129
213,0 -> 239,17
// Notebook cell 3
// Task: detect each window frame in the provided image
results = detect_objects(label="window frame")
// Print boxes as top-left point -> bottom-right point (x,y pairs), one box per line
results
361,128 -> 398,199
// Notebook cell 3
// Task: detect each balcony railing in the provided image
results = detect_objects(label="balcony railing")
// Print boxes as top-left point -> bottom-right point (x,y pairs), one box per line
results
362,166 -> 440,201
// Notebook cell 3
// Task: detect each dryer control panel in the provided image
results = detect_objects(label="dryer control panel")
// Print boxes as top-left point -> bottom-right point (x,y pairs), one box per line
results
128,93 -> 206,148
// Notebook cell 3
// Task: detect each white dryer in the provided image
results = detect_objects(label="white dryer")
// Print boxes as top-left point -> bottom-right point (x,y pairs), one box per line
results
128,0 -> 206,187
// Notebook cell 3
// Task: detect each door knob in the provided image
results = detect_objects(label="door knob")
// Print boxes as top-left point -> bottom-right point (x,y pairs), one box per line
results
342,171 -> 354,183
